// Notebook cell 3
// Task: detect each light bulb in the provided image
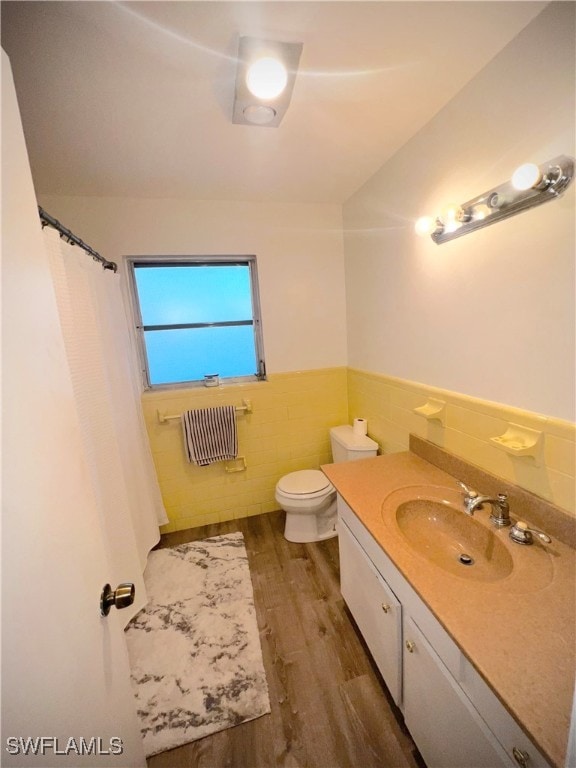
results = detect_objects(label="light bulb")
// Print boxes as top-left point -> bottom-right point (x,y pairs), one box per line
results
246,57 -> 288,100
511,163 -> 541,191
440,204 -> 464,233
472,203 -> 491,221
443,204 -> 461,222
442,203 -> 471,223
414,216 -> 436,236
443,218 -> 460,234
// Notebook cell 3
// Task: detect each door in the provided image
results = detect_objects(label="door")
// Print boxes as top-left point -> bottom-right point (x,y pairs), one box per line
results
1,50 -> 145,767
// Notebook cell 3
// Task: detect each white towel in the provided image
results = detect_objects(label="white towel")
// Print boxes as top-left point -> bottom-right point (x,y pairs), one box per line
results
182,406 -> 238,466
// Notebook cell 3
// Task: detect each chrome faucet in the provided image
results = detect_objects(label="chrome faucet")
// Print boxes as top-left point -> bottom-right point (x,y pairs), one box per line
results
469,493 -> 511,527
457,481 -> 479,515
457,481 -> 511,527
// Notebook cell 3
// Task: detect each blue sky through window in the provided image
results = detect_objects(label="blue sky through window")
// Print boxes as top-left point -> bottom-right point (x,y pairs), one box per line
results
133,263 -> 259,385
135,265 -> 253,325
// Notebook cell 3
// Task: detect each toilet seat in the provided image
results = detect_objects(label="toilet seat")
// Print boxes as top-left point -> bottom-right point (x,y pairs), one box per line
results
276,470 -> 334,500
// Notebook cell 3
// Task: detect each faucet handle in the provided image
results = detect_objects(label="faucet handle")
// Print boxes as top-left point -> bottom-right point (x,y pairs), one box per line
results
457,481 -> 480,515
510,520 -> 552,545
457,480 -> 478,499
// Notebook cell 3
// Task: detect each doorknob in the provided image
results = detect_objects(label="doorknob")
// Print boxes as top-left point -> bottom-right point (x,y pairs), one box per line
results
100,583 -> 135,616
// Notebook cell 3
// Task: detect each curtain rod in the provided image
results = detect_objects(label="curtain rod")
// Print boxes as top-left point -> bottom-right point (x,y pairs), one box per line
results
38,207 -> 118,273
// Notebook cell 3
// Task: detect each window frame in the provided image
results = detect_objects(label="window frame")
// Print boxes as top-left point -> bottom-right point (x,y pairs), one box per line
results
126,255 -> 266,390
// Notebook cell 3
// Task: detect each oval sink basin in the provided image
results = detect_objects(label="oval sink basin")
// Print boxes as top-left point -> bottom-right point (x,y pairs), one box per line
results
395,497 -> 513,582
381,485 -> 554,591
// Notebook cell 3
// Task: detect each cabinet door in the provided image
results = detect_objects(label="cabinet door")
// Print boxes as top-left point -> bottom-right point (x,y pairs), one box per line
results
458,656 -> 553,768
403,617 -> 513,768
339,521 -> 402,705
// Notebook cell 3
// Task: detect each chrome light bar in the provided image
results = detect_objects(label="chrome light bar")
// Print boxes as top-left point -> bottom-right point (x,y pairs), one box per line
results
416,155 -> 574,245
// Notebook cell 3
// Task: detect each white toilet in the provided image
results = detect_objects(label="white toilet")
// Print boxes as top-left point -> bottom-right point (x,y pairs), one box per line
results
275,425 -> 379,543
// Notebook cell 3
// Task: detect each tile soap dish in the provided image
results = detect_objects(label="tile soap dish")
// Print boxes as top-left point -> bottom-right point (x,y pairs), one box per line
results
413,398 -> 446,426
490,423 -> 543,462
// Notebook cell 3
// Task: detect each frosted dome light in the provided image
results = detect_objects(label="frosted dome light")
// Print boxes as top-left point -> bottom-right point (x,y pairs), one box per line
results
246,57 -> 288,100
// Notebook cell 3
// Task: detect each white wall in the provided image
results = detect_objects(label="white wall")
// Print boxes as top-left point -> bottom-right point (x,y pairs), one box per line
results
37,196 -> 347,376
343,2 -> 575,421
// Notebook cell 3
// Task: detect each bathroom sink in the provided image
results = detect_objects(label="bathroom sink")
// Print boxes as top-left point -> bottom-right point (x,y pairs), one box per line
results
394,496 -> 513,582
380,485 -> 554,590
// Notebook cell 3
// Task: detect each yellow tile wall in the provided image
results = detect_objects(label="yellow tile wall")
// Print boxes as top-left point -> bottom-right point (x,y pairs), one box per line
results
348,367 -> 576,516
142,365 -> 575,532
141,368 -> 348,533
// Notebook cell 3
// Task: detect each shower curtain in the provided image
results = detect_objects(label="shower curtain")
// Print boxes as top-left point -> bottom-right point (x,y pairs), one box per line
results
43,226 -> 168,616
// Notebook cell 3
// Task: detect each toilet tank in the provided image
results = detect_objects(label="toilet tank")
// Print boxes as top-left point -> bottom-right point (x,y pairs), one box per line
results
329,425 -> 378,463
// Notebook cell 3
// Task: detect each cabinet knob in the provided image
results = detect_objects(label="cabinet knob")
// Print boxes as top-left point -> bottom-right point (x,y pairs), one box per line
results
405,640 -> 416,653
512,747 -> 530,767
381,603 -> 391,613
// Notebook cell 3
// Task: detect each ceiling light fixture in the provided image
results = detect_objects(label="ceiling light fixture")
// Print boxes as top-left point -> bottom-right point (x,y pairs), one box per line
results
415,155 -> 574,244
233,36 -> 303,128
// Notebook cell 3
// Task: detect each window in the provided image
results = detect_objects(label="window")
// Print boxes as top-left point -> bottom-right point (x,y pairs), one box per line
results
128,257 -> 266,388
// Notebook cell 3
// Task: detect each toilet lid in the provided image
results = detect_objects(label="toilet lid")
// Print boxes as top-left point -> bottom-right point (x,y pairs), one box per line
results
277,469 -> 332,495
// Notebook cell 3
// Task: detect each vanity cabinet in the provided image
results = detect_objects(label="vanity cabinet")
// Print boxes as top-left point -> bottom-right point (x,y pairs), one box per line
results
339,517 -> 402,705
337,497 -> 552,768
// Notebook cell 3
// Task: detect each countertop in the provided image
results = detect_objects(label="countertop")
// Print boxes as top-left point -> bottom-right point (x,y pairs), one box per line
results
322,452 -> 575,768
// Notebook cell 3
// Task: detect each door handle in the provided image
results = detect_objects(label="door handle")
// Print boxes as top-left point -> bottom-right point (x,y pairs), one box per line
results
100,583 -> 135,616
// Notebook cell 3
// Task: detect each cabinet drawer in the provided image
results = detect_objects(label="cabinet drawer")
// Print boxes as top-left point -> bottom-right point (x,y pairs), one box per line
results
339,521 -> 402,705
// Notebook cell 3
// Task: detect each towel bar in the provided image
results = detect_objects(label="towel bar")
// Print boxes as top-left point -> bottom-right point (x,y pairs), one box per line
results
157,398 -> 252,424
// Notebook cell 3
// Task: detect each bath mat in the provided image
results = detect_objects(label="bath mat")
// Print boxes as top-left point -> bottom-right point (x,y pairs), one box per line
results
125,533 -> 270,757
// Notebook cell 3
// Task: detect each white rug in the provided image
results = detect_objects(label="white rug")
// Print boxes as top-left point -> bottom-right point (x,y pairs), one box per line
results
125,533 -> 270,757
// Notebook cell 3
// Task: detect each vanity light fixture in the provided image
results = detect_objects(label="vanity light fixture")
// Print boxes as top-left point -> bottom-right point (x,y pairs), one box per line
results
416,155 -> 574,244
232,36 -> 303,128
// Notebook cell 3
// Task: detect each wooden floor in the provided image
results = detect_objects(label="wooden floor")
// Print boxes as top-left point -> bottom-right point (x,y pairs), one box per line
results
147,510 -> 425,768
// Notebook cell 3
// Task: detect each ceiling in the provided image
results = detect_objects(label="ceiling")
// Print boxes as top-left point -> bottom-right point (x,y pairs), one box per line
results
2,1 -> 548,204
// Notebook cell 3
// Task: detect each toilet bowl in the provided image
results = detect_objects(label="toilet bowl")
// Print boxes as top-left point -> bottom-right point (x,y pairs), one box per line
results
275,469 -> 337,543
275,425 -> 379,543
